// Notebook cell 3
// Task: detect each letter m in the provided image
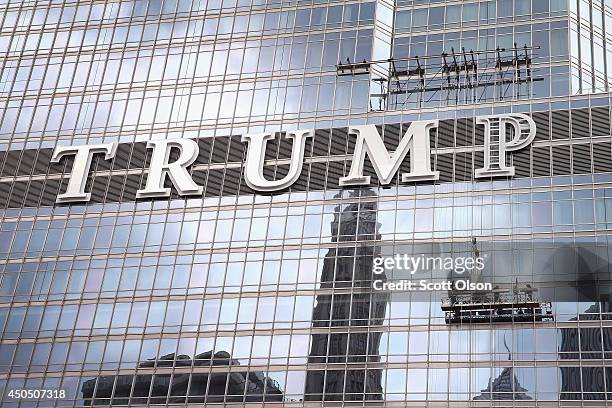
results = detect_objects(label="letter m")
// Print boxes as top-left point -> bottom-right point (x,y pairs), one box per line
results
339,121 -> 439,186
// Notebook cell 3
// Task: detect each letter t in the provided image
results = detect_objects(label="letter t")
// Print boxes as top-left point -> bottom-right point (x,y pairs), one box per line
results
52,143 -> 117,203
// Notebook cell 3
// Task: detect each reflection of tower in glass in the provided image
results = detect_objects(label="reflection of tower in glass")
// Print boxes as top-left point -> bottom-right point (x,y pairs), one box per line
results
473,367 -> 532,401
305,190 -> 388,401
473,335 -> 532,400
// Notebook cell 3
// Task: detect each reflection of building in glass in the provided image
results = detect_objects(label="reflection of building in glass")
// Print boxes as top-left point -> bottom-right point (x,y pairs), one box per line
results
558,254 -> 612,400
305,191 -> 387,401
560,301 -> 612,400
81,351 -> 282,405
474,335 -> 532,401
473,367 -> 532,401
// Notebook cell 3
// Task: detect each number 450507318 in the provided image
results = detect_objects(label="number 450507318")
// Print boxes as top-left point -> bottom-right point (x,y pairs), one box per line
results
7,389 -> 66,399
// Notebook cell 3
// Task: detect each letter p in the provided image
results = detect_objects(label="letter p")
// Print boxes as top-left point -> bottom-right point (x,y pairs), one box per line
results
475,113 -> 536,178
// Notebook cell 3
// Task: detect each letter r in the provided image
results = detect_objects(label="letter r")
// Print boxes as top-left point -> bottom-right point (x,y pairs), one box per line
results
136,139 -> 202,198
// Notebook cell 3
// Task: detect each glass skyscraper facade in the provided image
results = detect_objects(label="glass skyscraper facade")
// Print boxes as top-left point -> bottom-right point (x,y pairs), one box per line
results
1,0 -> 612,406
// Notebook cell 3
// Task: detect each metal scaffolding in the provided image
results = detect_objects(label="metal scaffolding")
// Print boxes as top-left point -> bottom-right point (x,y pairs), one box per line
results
335,44 -> 543,111
441,291 -> 554,324
440,238 -> 554,325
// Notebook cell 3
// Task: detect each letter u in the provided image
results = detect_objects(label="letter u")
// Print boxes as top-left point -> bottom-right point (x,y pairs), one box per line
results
241,130 -> 313,192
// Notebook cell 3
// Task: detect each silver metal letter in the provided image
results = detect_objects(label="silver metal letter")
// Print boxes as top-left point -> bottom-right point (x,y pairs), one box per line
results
242,130 -> 313,192
339,121 -> 439,186
475,113 -> 536,178
136,139 -> 202,198
52,143 -> 117,203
